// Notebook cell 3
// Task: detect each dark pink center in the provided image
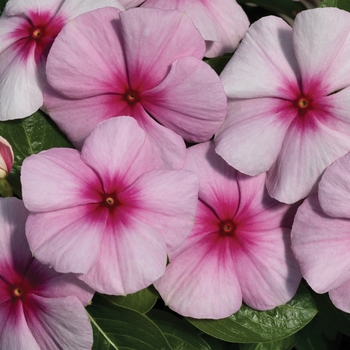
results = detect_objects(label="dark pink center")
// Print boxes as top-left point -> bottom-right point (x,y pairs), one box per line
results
219,220 -> 236,237
295,95 -> 312,115
124,89 -> 140,106
12,285 -> 25,298
101,193 -> 119,211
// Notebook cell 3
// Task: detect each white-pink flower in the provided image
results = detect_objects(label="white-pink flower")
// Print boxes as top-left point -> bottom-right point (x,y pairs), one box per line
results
21,117 -> 199,295
0,0 -> 124,120
43,7 -> 227,168
154,141 -> 301,319
0,136 -> 13,178
0,197 -> 94,349
292,152 -> 350,313
215,8 -> 350,204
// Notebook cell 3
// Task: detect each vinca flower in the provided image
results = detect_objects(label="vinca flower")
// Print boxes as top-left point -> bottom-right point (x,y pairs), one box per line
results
0,0 -> 124,120
155,141 -> 301,319
43,7 -> 227,168
0,136 -> 13,179
0,197 -> 94,349
21,117 -> 199,295
292,152 -> 350,313
215,8 -> 350,204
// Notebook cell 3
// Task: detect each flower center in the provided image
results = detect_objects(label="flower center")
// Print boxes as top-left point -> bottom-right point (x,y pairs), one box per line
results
124,89 -> 140,106
31,27 -> 44,40
102,193 -> 119,211
12,286 -> 24,298
295,95 -> 312,115
219,220 -> 236,237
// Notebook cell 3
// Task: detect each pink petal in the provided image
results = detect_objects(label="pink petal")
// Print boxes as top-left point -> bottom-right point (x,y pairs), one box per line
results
291,195 -> 350,293
202,0 -> 249,57
46,7 -> 127,99
293,8 -> 350,95
154,233 -> 242,319
142,56 -> 227,142
4,0 -> 63,15
329,280 -> 350,313
118,0 -> 144,9
184,141 -> 240,219
21,148 -> 103,212
79,210 -> 167,295
319,152 -> 350,219
220,15 -> 300,100
0,136 -> 14,176
215,98 -> 295,176
0,16 -> 28,53
266,111 -> 350,204
24,295 -> 93,350
120,7 -> 205,91
118,169 -> 199,252
0,300 -> 40,350
26,204 -> 108,274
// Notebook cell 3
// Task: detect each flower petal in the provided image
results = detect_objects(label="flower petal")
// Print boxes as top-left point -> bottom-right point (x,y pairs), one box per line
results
0,136 -> 14,176
120,7 -> 205,91
142,56 -> 227,142
21,148 -> 103,212
26,204 -> 107,274
291,195 -> 350,293
329,280 -> 350,313
220,15 -> 300,99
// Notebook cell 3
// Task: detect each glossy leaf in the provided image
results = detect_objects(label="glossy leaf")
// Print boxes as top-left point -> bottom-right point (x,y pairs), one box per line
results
240,335 -> 297,350
148,310 -> 211,350
0,110 -> 73,196
320,0 -> 350,11
87,302 -> 172,350
105,286 -> 159,314
187,285 -> 317,343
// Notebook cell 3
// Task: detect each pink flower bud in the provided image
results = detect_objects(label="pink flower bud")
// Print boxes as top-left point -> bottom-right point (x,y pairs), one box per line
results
0,136 -> 14,179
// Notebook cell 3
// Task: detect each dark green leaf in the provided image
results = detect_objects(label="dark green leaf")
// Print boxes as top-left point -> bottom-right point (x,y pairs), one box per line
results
240,334 -> 297,350
237,0 -> 307,18
148,310 -> 211,350
105,286 -> 159,314
0,110 -> 73,197
320,0 -> 350,11
187,284 -> 317,343
205,55 -> 232,75
87,302 -> 172,350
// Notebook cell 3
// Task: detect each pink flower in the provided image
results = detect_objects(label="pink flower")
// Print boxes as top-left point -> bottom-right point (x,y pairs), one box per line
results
141,0 -> 249,57
43,7 -> 227,168
291,152 -> 350,313
154,141 -> 301,319
0,197 -> 94,349
0,0 -> 124,120
21,117 -> 199,295
215,8 -> 350,204
0,136 -> 13,178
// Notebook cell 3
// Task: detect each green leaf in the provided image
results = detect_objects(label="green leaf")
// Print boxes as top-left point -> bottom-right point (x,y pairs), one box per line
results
187,284 -> 317,343
237,0 -> 307,18
0,110 -> 73,197
240,334 -> 297,350
205,55 -> 232,75
147,310 -> 211,350
104,286 -> 159,314
320,0 -> 350,11
87,302 -> 172,350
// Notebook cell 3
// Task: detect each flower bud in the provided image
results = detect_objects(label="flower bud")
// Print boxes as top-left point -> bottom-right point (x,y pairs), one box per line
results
0,136 -> 14,179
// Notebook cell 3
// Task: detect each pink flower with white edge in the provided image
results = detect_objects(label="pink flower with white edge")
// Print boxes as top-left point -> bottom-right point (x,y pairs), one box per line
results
0,0 -> 124,121
0,197 -> 94,349
0,136 -> 13,178
21,117 -> 199,295
44,7 -> 227,168
141,0 -> 249,57
292,152 -> 350,313
215,8 -> 350,204
154,141 -> 301,319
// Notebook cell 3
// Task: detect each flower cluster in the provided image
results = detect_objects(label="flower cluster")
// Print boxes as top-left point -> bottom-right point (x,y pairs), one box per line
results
1,0 -> 350,348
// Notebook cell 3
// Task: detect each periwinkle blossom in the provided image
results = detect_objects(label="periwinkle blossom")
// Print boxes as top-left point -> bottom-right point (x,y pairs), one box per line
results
0,197 -> 94,349
0,0 -> 124,121
215,8 -> 350,204
21,117 -> 199,295
141,0 -> 250,57
154,141 -> 301,319
43,7 -> 227,168
292,152 -> 350,313
0,136 -> 13,179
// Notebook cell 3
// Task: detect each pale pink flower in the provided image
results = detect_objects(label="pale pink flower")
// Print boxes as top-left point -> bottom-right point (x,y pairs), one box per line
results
21,117 -> 199,295
215,8 -> 350,204
0,0 -> 124,120
141,0 -> 249,57
0,136 -> 13,178
154,141 -> 301,319
292,152 -> 350,313
0,197 -> 94,349
44,7 -> 227,169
